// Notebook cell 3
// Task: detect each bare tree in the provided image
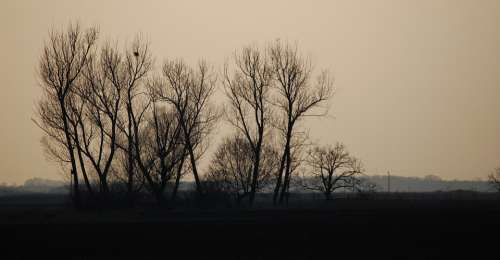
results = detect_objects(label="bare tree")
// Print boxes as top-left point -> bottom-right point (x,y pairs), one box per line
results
35,22 -> 98,206
149,59 -> 219,197
37,92 -> 96,196
302,143 -> 363,200
65,90 -> 94,194
37,99 -> 80,192
223,45 -> 273,205
268,40 -> 334,205
278,131 -> 309,204
134,97 -> 187,204
488,168 -> 500,192
72,42 -> 125,194
107,37 -> 154,200
205,134 -> 278,204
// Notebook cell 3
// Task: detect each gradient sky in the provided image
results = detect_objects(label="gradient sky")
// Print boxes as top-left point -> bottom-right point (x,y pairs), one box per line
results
1,0 -> 499,184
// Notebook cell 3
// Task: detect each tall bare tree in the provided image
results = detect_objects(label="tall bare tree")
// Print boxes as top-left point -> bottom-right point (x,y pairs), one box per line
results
73,43 -> 124,194
223,45 -> 273,205
110,37 -> 153,199
35,22 -> 98,206
268,40 -> 334,205
149,59 -> 219,197
302,143 -> 363,200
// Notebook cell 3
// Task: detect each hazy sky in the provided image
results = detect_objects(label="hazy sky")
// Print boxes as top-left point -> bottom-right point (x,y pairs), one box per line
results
1,0 -> 499,184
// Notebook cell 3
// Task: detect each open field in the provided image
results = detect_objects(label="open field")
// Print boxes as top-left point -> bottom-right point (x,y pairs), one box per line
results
1,193 -> 499,258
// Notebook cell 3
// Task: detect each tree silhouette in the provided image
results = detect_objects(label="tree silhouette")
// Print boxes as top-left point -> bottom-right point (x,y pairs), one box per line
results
268,40 -> 334,205
111,36 -> 154,201
302,143 -> 363,200
33,22 -> 351,209
149,59 -> 219,197
135,101 -> 186,204
72,42 -> 125,194
223,45 -> 273,206
35,22 -> 98,206
205,134 -> 279,205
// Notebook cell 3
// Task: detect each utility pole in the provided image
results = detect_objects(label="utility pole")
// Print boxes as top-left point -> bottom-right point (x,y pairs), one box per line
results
387,170 -> 391,193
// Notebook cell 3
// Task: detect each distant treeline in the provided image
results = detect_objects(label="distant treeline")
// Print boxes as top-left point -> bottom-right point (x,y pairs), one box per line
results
0,175 -> 493,196
360,175 -> 492,193
0,178 -> 67,195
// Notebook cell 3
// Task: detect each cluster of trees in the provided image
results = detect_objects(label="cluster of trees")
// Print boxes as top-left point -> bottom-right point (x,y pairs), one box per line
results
34,22 -> 366,207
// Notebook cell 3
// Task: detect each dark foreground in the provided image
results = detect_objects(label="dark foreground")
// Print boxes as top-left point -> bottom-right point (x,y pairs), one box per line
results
1,196 -> 499,259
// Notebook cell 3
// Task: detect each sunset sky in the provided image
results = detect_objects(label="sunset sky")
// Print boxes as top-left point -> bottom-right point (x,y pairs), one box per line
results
1,0 -> 499,184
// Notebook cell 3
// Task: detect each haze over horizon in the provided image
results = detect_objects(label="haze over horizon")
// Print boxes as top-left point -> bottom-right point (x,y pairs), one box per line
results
1,0 -> 499,184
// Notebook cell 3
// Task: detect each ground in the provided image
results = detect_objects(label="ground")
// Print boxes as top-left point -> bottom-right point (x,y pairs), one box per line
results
0,194 -> 499,258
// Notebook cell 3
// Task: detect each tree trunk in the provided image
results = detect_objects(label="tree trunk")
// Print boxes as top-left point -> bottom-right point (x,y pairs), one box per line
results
282,149 -> 293,205
279,146 -> 292,204
277,125 -> 293,205
171,151 -> 187,202
248,145 -> 262,206
74,130 -> 92,195
274,117 -> 293,206
279,150 -> 290,204
100,175 -> 109,194
325,190 -> 332,201
60,99 -> 81,208
126,107 -> 135,203
182,125 -> 203,197
186,142 -> 202,195
273,145 -> 288,206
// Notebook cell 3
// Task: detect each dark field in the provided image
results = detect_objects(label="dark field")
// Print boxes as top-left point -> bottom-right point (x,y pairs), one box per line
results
1,193 -> 499,259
